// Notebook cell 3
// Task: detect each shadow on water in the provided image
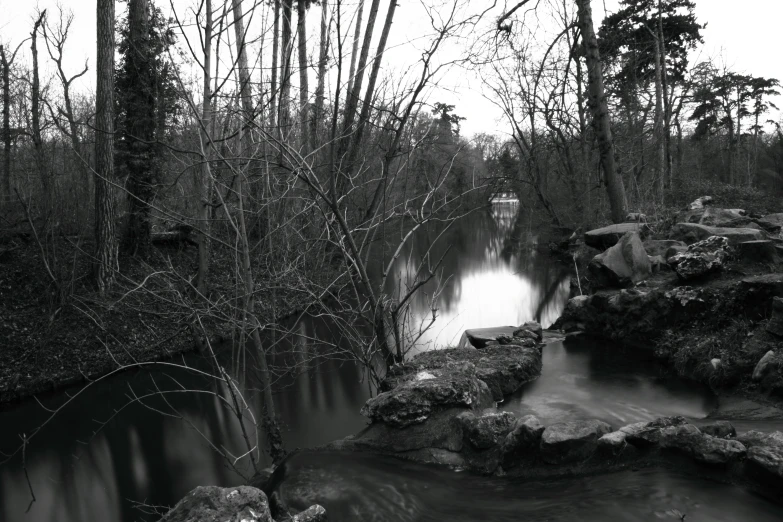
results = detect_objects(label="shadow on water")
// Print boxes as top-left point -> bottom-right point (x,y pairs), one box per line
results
0,204 -> 763,522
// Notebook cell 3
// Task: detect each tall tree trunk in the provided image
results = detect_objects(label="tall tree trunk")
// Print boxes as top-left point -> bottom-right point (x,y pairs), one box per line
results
124,0 -> 156,256
345,0 -> 364,103
658,10 -> 672,190
231,0 -> 255,156
269,0 -> 280,128
576,0 -> 627,223
196,0 -> 213,294
341,0 -> 380,138
232,0 -> 284,461
296,0 -> 309,155
278,0 -> 293,146
1,46 -> 11,204
652,30 -> 665,204
312,0 -> 328,152
347,0 -> 396,164
95,0 -> 118,293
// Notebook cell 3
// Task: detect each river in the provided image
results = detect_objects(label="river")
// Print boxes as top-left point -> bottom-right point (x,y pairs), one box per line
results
1,204 -> 781,522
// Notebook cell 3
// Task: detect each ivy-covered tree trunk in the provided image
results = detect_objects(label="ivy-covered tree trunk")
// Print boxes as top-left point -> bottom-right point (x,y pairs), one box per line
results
1,45 -> 10,204
95,0 -> 118,294
122,0 -> 157,256
576,0 -> 627,224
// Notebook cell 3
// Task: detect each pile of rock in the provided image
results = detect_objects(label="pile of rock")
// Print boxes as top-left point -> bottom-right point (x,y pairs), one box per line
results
157,485 -> 326,522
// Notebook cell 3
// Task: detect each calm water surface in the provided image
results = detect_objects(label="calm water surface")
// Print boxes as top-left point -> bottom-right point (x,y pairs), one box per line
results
1,206 -> 779,521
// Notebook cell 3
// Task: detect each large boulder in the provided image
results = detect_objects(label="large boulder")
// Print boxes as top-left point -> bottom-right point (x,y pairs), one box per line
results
668,236 -> 730,281
588,232 -> 652,288
643,239 -> 687,258
361,363 -> 493,427
671,222 -> 766,246
757,213 -> 783,234
159,486 -> 272,522
513,321 -> 543,342
620,416 -> 687,447
739,431 -> 783,480
752,350 -> 778,381
500,415 -> 545,468
540,419 -> 612,464
584,223 -> 649,250
382,345 -> 542,402
457,410 -> 516,450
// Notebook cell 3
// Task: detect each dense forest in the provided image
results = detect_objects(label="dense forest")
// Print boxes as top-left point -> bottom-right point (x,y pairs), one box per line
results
1,0 -> 782,480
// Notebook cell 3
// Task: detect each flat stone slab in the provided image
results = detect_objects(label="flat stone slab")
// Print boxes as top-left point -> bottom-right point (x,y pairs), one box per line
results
671,223 -> 766,246
584,223 -> 649,250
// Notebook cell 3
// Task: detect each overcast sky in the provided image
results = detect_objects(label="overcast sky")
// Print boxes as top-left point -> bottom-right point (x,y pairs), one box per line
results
1,0 -> 781,137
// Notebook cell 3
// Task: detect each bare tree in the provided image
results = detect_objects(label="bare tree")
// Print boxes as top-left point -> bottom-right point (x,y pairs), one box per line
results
576,0 -> 627,223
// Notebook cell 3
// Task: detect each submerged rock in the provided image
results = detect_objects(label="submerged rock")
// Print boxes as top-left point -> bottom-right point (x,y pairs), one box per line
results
159,485 -> 272,522
668,236 -> 730,280
588,231 -> 652,288
540,420 -> 611,464
584,223 -> 649,250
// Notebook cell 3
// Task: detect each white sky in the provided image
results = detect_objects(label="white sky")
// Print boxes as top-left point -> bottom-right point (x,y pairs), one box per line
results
1,0 -> 781,137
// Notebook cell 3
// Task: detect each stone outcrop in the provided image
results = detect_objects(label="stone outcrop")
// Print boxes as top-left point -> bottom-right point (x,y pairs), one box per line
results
588,232 -> 651,288
381,344 -> 542,402
539,420 -> 612,464
700,420 -> 737,439
671,223 -> 766,246
668,235 -> 730,280
584,223 -> 649,250
159,486 -> 273,522
361,363 -> 494,428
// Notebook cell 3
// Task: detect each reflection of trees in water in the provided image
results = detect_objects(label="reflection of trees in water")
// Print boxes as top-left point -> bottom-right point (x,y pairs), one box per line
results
380,206 -> 571,352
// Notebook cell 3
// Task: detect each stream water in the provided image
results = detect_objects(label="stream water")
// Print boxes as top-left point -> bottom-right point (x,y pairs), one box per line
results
1,205 -> 782,522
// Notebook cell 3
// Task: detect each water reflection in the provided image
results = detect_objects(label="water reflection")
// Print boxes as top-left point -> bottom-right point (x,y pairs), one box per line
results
0,204 -> 724,522
379,205 -> 571,354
